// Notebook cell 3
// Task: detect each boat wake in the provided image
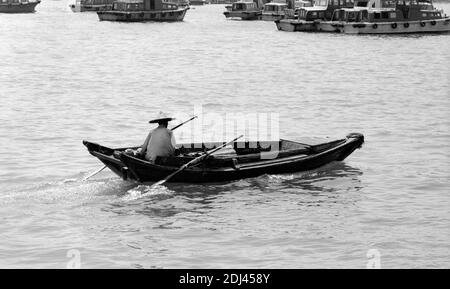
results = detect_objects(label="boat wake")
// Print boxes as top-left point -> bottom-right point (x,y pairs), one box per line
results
121,184 -> 175,201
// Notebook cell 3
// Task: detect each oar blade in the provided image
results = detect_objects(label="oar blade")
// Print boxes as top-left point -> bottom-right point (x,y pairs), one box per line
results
83,165 -> 106,181
152,179 -> 167,187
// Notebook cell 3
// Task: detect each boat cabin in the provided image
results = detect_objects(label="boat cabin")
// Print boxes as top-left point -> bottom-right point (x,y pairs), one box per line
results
264,2 -> 288,13
231,1 -> 259,11
284,0 -> 312,17
331,0 -> 444,22
297,0 -> 354,20
111,0 -> 180,11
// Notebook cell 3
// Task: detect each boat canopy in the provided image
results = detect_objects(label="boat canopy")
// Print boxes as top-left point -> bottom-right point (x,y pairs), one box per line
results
232,1 -> 258,9
265,2 -> 288,5
302,5 -> 328,11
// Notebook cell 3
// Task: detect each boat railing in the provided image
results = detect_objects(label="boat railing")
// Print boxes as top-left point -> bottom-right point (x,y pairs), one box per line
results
113,2 -> 144,11
112,2 -> 180,11
80,0 -> 115,5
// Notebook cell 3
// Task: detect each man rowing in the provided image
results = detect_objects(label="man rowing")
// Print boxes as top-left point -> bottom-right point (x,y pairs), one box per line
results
140,111 -> 177,162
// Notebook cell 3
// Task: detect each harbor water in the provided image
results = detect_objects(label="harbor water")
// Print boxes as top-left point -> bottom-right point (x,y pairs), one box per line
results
0,1 -> 449,268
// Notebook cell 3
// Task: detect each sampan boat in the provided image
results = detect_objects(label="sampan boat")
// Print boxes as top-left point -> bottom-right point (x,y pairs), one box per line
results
83,133 -> 364,183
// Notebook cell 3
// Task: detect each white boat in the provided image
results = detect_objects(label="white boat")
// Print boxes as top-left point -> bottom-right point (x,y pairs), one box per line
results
172,0 -> 190,8
320,0 -> 450,34
275,0 -> 353,31
284,0 -> 313,19
261,1 -> 288,21
224,1 -> 263,20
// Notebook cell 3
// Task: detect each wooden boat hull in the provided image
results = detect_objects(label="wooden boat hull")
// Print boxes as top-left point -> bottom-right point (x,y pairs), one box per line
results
0,1 -> 39,13
224,11 -> 261,20
97,8 -> 188,22
83,141 -> 133,179
115,133 -> 364,183
337,18 -> 450,34
275,19 -> 317,32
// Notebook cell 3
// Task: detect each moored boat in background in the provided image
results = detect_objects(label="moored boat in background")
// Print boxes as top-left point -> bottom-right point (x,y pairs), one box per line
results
275,0 -> 354,31
224,0 -> 266,20
261,1 -> 288,21
0,0 -> 40,13
321,0 -> 450,34
83,133 -> 364,183
284,0 -> 313,18
97,0 -> 189,22
69,0 -> 114,12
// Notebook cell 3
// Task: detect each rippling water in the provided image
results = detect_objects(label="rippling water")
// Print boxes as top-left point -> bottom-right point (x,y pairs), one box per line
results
0,1 -> 449,268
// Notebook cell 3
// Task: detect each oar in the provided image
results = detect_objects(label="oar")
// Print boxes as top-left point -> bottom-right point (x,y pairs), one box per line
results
83,116 -> 198,181
169,115 -> 197,131
82,165 -> 106,181
151,135 -> 244,187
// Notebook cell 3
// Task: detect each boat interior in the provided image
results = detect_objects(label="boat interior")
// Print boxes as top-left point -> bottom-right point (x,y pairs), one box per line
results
84,138 -> 347,168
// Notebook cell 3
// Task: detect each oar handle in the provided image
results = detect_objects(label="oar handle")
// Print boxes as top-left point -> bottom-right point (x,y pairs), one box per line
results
170,116 -> 197,131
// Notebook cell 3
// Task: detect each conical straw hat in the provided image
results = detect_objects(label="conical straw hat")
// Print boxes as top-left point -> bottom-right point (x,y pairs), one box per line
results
149,111 -> 175,123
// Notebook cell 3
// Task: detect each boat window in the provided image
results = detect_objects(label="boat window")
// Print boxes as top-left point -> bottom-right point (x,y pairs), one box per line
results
374,12 -> 380,19
422,12 -> 427,17
389,12 -> 396,18
319,11 -> 325,18
348,11 -> 356,21
300,9 -> 306,18
355,1 -> 368,7
315,0 -> 328,6
381,0 -> 396,8
361,10 -> 368,20
381,11 -> 389,18
331,9 -> 340,20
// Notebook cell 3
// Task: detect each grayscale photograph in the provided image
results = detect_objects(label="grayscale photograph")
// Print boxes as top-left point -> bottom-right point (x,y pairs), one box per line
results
0,0 -> 449,271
